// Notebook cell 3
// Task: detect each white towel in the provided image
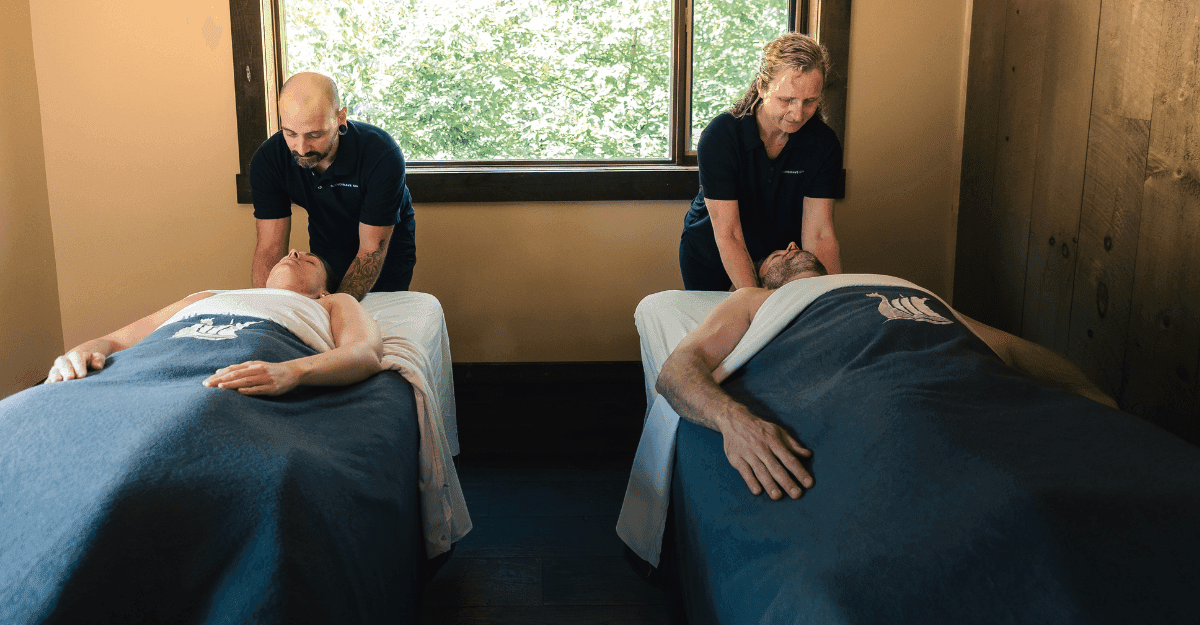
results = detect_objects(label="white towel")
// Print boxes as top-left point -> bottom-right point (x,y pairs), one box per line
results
164,289 -> 336,352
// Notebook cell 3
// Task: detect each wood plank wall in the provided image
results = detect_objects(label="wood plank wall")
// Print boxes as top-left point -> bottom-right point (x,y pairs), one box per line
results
954,0 -> 1200,446
811,0 -> 851,144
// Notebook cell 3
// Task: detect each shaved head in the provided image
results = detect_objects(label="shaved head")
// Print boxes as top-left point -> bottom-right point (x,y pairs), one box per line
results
279,72 -> 341,113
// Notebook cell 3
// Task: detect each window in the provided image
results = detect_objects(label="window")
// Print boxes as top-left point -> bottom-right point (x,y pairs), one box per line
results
284,0 -> 675,161
229,0 -> 845,202
690,0 -> 791,151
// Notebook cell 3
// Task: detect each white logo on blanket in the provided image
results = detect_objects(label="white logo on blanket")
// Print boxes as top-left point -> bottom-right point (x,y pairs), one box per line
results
867,293 -> 953,325
172,318 -> 262,341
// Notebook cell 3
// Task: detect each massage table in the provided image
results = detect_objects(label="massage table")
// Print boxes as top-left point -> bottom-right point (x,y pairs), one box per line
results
0,290 -> 469,624
618,275 -> 1200,625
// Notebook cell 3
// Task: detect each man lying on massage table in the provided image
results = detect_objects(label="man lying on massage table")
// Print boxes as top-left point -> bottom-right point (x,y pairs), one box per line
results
46,248 -> 381,394
657,241 -> 1118,501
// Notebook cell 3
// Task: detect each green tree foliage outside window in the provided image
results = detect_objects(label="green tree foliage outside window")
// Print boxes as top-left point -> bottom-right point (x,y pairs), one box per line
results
283,0 -> 788,161
691,0 -> 789,151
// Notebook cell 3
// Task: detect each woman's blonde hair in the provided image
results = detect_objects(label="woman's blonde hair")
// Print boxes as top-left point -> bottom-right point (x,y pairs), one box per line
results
729,33 -> 830,119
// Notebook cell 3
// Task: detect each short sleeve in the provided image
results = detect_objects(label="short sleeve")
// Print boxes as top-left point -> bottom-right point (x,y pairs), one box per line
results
696,114 -> 741,201
803,129 -> 844,199
249,138 -> 293,220
357,136 -> 408,227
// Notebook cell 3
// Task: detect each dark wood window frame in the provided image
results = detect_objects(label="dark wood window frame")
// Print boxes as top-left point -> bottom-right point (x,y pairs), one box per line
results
229,0 -> 846,203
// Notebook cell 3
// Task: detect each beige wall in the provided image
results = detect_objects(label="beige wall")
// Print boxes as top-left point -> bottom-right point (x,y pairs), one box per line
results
18,0 -> 971,365
29,0 -> 255,352
1,0 -> 64,397
838,0 -> 972,301
408,201 -> 684,362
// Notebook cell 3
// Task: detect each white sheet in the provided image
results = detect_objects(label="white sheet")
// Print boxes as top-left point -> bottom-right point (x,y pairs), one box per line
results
633,290 -> 732,420
361,291 -> 459,456
165,289 -> 469,558
361,291 -> 469,558
616,275 -> 957,566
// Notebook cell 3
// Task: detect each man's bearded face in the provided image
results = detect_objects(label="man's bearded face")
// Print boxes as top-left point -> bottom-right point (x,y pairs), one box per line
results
291,138 -> 335,169
759,248 -> 824,289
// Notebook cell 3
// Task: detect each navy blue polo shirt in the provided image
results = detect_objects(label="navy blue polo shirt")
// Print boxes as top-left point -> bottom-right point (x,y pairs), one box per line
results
684,111 -> 842,262
250,120 -> 416,291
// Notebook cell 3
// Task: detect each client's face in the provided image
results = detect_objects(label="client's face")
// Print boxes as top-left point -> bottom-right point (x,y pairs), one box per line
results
758,243 -> 824,289
266,250 -> 328,298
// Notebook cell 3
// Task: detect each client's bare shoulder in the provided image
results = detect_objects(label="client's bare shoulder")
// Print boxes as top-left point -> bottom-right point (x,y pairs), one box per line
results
317,292 -> 360,315
727,286 -> 775,320
316,292 -> 382,355
682,287 -> 775,360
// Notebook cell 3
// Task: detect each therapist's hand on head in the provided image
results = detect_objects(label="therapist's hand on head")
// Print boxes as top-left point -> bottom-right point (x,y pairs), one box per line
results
46,350 -> 107,383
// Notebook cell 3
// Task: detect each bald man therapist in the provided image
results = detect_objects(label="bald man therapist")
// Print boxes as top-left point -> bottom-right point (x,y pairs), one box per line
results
250,72 -> 417,300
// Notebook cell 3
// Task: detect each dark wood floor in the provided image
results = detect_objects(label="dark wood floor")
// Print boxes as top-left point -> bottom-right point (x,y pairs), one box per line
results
419,364 -> 686,624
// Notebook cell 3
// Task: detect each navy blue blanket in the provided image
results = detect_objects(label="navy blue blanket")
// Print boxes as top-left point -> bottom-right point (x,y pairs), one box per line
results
1,315 -> 423,624
671,286 -> 1200,625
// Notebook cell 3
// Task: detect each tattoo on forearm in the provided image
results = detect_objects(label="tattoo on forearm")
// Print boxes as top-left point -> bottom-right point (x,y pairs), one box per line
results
338,237 -> 389,300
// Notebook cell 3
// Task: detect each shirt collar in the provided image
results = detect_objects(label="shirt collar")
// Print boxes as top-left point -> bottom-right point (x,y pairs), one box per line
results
740,111 -> 807,157
739,113 -> 763,153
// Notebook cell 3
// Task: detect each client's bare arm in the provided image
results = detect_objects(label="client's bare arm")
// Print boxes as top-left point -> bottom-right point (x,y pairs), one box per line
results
203,293 -> 383,396
47,292 -> 216,383
960,314 -> 1118,409
657,288 -> 814,500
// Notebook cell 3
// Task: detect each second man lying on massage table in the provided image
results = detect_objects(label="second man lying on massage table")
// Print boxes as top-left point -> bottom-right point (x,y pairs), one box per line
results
656,241 -> 1118,501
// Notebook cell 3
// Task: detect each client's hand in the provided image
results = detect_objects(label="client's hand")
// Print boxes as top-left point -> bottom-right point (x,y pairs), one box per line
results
720,408 -> 813,500
46,351 -> 107,383
203,361 -> 300,396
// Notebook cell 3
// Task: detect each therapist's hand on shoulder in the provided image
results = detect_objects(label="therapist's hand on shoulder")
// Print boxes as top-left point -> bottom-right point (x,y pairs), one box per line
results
706,198 -> 760,290
800,197 -> 842,274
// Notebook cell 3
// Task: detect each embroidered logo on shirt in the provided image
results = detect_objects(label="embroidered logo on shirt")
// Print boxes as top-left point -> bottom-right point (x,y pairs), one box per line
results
328,183 -> 359,188
783,170 -> 804,174
867,294 -> 953,325
172,318 -> 262,341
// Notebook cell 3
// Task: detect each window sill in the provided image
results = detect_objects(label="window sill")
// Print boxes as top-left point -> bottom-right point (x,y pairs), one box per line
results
235,166 -> 699,204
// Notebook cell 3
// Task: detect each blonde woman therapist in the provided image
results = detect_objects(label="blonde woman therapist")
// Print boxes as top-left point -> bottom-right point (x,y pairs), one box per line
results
680,32 -> 843,290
